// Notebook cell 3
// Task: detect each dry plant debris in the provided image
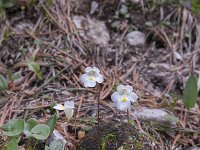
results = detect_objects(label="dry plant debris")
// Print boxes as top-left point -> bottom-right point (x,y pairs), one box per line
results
0,0 -> 200,149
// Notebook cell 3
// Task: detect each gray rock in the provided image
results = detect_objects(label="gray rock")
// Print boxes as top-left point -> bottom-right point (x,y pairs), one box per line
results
190,147 -> 200,150
120,4 -> 128,15
87,17 -> 110,46
126,31 -> 145,46
131,107 -> 179,126
72,15 -> 110,46
130,0 -> 140,4
52,130 -> 67,145
90,1 -> 99,14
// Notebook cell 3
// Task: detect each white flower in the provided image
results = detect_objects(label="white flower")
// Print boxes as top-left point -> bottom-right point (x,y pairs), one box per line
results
53,101 -> 75,120
111,85 -> 138,111
80,67 -> 104,87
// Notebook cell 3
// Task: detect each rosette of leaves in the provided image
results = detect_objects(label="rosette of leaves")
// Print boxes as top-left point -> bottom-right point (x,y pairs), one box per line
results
1,115 -> 57,150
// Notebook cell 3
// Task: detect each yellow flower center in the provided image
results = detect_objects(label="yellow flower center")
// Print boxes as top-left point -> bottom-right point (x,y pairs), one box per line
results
60,105 -> 65,110
122,97 -> 127,102
89,76 -> 94,80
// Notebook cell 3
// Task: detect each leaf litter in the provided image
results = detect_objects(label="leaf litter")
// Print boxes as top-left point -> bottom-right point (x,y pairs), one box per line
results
0,0 -> 200,149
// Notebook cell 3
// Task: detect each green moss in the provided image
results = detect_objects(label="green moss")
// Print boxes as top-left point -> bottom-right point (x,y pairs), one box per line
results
76,121 -> 156,150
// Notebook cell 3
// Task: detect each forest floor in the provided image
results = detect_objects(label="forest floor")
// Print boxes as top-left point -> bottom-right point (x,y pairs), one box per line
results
0,0 -> 200,150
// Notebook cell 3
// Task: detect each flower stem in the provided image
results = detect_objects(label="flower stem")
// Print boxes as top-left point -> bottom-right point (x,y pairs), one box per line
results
97,90 -> 100,150
127,109 -> 130,124
127,109 -> 130,148
98,95 -> 100,127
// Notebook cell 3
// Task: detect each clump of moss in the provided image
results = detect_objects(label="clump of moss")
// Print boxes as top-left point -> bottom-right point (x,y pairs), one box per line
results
77,121 -> 153,150
23,138 -> 44,150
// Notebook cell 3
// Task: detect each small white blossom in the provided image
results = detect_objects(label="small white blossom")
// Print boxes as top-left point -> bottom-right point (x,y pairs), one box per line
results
111,85 -> 138,111
53,101 -> 75,120
80,67 -> 104,87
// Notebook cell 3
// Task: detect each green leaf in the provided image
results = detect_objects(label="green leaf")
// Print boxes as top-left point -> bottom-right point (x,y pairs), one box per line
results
1,119 -> 25,136
183,74 -> 198,109
24,118 -> 37,137
46,0 -> 53,7
4,137 -> 19,150
49,139 -> 63,150
0,9 -> 3,17
3,1 -> 13,8
0,0 -> 3,7
27,61 -> 42,80
50,102 -> 57,109
191,0 -> 200,15
0,74 -> 8,91
31,124 -> 50,140
46,114 -> 57,134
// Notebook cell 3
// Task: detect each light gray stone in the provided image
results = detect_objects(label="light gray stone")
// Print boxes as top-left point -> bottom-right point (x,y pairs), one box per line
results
131,107 -> 179,125
72,15 -> 110,46
126,31 -> 145,46
130,0 -> 140,4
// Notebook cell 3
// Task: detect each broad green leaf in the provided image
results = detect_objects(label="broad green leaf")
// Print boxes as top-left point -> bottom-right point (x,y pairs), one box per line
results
3,1 -> 13,8
0,8 -> 3,17
49,139 -> 63,150
24,118 -> 37,137
0,74 -> 8,91
0,7 -> 3,15
0,0 -> 3,7
183,74 -> 198,109
4,137 -> 19,150
31,124 -> 50,140
1,119 -> 25,136
27,61 -> 42,80
46,114 -> 57,134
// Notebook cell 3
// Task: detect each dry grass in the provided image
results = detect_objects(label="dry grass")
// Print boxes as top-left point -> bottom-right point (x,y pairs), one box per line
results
0,0 -> 200,149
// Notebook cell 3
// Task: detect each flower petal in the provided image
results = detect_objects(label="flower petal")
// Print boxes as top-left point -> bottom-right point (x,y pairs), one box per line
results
116,101 -> 131,111
125,85 -> 133,92
93,67 -> 100,74
84,79 -> 96,87
80,74 -> 89,84
95,74 -> 104,83
117,85 -> 125,92
127,92 -> 138,102
64,108 -> 74,120
111,92 -> 121,102
85,67 -> 93,72
53,104 -> 65,110
64,101 -> 75,108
